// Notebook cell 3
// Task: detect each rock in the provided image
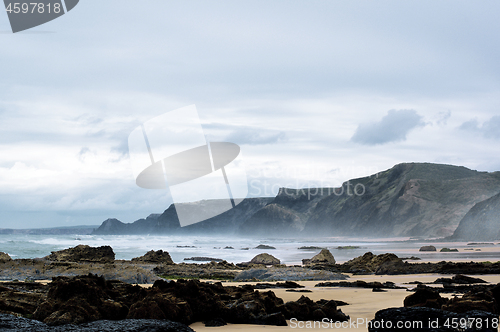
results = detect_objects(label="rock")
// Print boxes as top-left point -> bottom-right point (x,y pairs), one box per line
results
0,313 -> 195,331
372,288 -> 386,292
315,280 -> 404,290
204,318 -> 227,327
302,249 -> 336,266
440,248 -> 459,252
404,285 -> 447,309
254,244 -> 276,250
0,252 -> 12,262
234,267 -> 348,281
434,274 -> 488,285
340,252 -> 402,274
45,245 -> 115,263
252,281 -> 304,289
183,257 -> 223,262
131,250 -> 173,264
443,287 -> 498,314
249,253 -> 280,266
223,246 -> 234,249
284,295 -> 349,322
153,261 -> 240,280
369,307 -> 497,332
419,245 -> 437,252
298,246 -> 325,250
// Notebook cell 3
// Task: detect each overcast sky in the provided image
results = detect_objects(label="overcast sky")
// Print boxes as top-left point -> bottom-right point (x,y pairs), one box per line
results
0,1 -> 499,228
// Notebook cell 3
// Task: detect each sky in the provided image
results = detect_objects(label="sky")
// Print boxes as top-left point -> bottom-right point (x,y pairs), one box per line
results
0,1 -> 499,228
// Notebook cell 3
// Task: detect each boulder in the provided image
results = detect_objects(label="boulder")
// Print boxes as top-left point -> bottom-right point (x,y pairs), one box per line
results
404,285 -> 447,309
0,252 -> 12,262
249,253 -> 280,266
302,249 -> 335,266
419,245 -> 436,252
45,245 -> 114,263
369,307 -> 497,332
131,250 -> 173,264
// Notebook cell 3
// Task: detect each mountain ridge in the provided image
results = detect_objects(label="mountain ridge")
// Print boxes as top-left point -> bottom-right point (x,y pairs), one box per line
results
92,162 -> 500,238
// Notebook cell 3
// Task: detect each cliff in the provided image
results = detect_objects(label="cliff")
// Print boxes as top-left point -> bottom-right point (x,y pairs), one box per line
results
93,163 -> 500,238
303,163 -> 500,237
450,192 -> 500,241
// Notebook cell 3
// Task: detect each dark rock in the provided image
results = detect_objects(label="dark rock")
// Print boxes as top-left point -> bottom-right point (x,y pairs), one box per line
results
315,280 -> 404,290
131,250 -> 173,264
45,245 -> 115,263
434,275 -> 488,285
254,244 -> 276,250
183,257 -> 223,262
284,295 -> 349,322
302,249 -> 335,266
419,245 -> 437,252
204,317 -> 227,327
298,246 -> 325,250
372,287 -> 387,292
440,248 -> 459,252
0,313 -> 195,331
253,281 -> 304,289
404,285 -> 447,309
443,287 -> 498,314
369,307 -> 497,331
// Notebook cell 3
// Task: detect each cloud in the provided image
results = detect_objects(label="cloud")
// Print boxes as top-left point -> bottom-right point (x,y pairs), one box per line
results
351,109 -> 425,145
459,116 -> 500,139
204,123 -> 287,145
436,110 -> 451,126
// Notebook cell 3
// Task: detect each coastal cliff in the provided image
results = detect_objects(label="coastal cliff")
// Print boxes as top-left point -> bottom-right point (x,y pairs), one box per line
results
450,192 -> 500,240
93,163 -> 500,238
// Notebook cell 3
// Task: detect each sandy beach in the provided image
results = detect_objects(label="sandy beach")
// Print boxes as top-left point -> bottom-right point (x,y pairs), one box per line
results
190,273 -> 500,331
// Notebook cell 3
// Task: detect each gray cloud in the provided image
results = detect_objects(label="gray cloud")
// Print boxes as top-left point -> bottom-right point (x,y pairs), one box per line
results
351,109 -> 425,145
459,116 -> 500,139
226,128 -> 286,145
203,123 -> 287,145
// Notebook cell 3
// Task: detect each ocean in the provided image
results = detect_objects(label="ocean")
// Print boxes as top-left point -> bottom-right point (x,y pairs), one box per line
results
1,234 -> 498,264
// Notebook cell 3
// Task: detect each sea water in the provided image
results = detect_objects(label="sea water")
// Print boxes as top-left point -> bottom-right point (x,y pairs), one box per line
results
0,234 -> 498,264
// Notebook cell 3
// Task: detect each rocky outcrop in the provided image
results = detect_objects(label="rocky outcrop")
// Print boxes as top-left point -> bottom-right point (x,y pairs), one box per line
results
369,307 -> 497,332
0,252 -> 12,262
302,249 -> 335,266
131,250 -> 173,264
153,261 -> 241,280
419,245 -> 437,252
26,274 -> 349,326
0,313 -> 194,332
451,192 -> 500,241
340,252 -> 402,274
249,253 -> 280,266
404,285 -> 447,309
45,245 -> 115,263
234,267 -> 348,281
